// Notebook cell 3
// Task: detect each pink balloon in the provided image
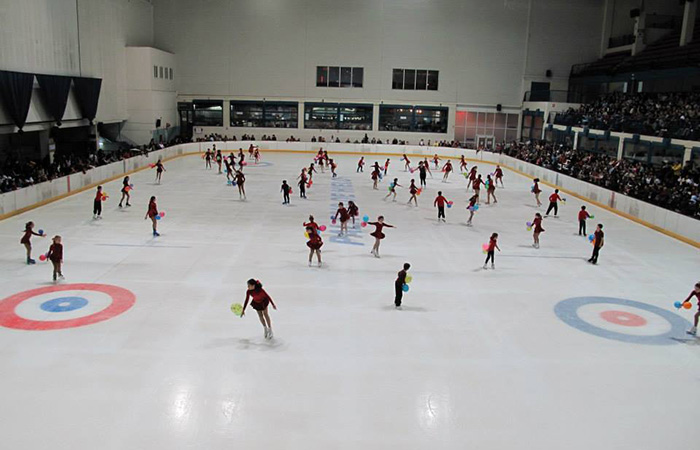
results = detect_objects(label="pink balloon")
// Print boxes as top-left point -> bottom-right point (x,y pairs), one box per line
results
319,225 -> 327,231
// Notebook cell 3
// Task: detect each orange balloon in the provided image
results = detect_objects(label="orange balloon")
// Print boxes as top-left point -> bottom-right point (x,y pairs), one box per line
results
683,302 -> 693,310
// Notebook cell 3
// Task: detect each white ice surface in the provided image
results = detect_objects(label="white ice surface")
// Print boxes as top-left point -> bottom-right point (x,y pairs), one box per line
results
0,152 -> 698,449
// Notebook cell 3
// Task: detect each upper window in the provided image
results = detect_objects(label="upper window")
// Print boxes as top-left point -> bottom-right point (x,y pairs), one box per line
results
159,67 -> 164,79
317,66 -> 363,88
230,101 -> 298,128
193,100 -> 223,127
169,68 -> 173,80
154,65 -> 158,78
392,69 -> 439,91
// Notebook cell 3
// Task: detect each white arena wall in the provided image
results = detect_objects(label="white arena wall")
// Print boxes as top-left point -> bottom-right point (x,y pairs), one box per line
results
2,142 -> 698,247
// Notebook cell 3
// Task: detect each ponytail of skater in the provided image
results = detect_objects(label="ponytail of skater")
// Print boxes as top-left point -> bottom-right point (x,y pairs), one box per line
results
24,221 -> 33,231
247,278 -> 263,291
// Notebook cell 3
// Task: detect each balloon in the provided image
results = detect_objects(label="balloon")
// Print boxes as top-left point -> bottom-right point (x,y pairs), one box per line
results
130,184 -> 134,188
39,254 -> 47,262
589,215 -> 595,219
227,180 -> 232,185
683,302 -> 692,310
159,211 -> 166,218
526,222 -> 532,227
231,181 -> 237,186
155,215 -> 161,220
230,303 -> 243,316
304,232 -> 309,238
405,275 -> 413,284
150,164 -> 156,168
473,205 -> 479,211
319,225 -> 327,231
241,161 -> 248,166
527,227 -> 532,231
362,215 -> 370,222
588,234 -> 594,242
482,243 -> 490,250
361,222 -> 367,227
447,203 -> 452,208
674,301 -> 683,309
402,284 -> 409,292
331,219 -> 337,225
330,215 -> 335,221
38,229 -> 44,235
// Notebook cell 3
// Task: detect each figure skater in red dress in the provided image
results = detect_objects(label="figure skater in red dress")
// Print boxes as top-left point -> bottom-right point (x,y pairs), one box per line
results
432,154 -> 441,169
459,155 -> 468,173
334,202 -> 350,236
384,178 -> 401,201
434,191 -> 448,222
402,154 -> 411,172
532,178 -> 542,207
347,201 -> 359,227
20,221 -> 45,264
235,169 -> 246,200
47,235 -> 64,282
357,157 -> 365,173
532,213 -> 544,248
682,282 -> 700,335
407,179 -> 419,206
466,194 -> 478,226
145,196 -> 160,236
485,175 -> 497,204
241,279 -> 277,340
442,160 -> 453,182
306,225 -> 323,267
472,175 -> 484,201
368,216 -> 395,258
155,159 -> 166,184
494,165 -> 504,187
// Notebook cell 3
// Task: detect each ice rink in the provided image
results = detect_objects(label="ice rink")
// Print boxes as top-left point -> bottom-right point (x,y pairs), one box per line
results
0,151 -> 698,449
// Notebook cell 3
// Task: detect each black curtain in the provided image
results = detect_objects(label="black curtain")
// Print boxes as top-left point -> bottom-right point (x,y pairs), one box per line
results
36,74 -> 72,126
72,77 -> 102,124
0,71 -> 35,132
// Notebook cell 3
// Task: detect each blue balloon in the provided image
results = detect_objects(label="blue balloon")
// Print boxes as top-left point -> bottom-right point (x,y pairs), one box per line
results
402,284 -> 409,292
227,180 -> 232,185
155,215 -> 161,220
674,301 -> 682,309
38,229 -> 44,235
473,205 -> 479,211
447,203 -> 452,208
362,215 -> 370,222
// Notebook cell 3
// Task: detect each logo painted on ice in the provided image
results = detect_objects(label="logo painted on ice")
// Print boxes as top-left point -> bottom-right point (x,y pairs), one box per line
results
329,177 -> 364,246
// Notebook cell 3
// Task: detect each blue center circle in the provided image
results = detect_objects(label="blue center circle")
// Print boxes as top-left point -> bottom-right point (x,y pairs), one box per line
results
40,296 -> 89,313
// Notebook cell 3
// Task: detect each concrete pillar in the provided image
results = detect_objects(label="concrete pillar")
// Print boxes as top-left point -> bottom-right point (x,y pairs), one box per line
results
683,146 -> 693,164
617,136 -> 625,160
632,13 -> 646,55
681,0 -> 697,46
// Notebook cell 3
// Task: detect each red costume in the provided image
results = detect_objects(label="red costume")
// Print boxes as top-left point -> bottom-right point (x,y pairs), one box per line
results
368,222 -> 393,240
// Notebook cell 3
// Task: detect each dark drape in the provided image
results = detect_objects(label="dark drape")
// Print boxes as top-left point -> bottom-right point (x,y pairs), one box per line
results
0,71 -> 35,131
72,77 -> 102,124
36,74 -> 72,126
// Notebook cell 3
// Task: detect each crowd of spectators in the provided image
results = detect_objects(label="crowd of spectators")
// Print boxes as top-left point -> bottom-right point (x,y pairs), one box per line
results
554,92 -> 700,140
505,141 -> 700,219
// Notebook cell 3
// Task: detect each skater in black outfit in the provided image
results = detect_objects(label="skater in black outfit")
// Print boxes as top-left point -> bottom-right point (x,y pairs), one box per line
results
281,180 -> 291,204
395,262 -> 410,309
587,224 -> 604,264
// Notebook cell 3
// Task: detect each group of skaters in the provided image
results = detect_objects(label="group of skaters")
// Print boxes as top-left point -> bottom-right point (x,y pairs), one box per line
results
16,147 -> 699,339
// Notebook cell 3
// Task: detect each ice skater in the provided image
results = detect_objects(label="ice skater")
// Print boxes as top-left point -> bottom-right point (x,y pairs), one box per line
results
441,160 -> 453,182
532,178 -> 542,207
483,232 -> 500,269
587,223 -> 604,264
307,162 -> 317,181
432,154 -> 441,169
225,159 -> 234,182
254,147 -> 261,164
119,176 -> 132,208
472,174 -> 483,201
348,201 -> 359,227
384,178 -> 401,201
459,155 -> 468,173
578,206 -> 590,236
418,161 -> 428,188
47,235 -> 64,282
155,159 -> 165,184
357,157 -> 365,173
384,158 -> 391,175
402,154 -> 411,171
407,179 -> 419,206
241,279 -> 277,340
485,175 -> 497,204
423,157 -> 433,178
468,166 -> 478,185
368,216 -> 394,258
145,196 -> 160,236
394,262 -> 411,309
306,225 -> 323,267
215,149 -> 223,174
297,169 -> 308,199
494,165 -> 504,187
371,166 -> 381,190
329,159 -> 338,178
334,202 -> 350,236
682,282 -> 700,335
20,221 -> 45,264
235,169 -> 246,200
93,186 -> 104,219
546,189 -> 562,217
532,213 -> 544,248
466,194 -> 478,226
205,149 -> 212,169
434,191 -> 448,222
281,180 -> 291,205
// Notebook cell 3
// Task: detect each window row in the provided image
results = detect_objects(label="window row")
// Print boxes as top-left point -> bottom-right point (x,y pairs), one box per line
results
190,100 -> 449,133
392,69 -> 439,90
316,67 -> 364,88
154,65 -> 173,80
